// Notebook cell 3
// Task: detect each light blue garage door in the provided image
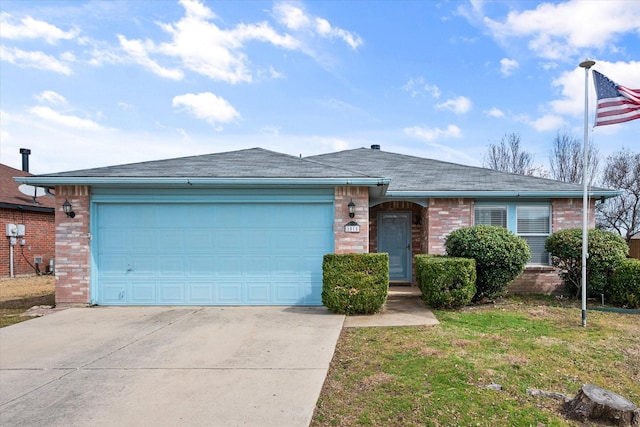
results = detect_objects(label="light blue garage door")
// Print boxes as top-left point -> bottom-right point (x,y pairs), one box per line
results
92,190 -> 334,306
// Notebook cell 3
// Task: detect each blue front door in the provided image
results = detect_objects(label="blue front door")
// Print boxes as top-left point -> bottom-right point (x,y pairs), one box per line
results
378,212 -> 412,282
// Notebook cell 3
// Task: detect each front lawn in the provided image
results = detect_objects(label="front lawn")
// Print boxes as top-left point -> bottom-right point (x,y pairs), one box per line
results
312,297 -> 640,426
0,276 -> 55,328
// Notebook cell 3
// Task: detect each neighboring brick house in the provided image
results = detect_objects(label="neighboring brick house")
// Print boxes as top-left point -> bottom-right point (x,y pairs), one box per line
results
1,163 -> 55,277
18,146 -> 619,306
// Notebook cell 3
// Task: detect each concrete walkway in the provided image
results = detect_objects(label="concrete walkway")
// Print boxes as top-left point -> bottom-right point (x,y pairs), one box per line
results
0,306 -> 344,427
344,286 -> 440,327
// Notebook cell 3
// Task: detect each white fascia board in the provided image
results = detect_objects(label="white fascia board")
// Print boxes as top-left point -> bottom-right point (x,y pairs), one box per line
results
385,190 -> 623,199
14,176 -> 391,188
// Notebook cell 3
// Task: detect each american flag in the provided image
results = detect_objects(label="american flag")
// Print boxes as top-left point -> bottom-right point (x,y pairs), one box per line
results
592,70 -> 640,127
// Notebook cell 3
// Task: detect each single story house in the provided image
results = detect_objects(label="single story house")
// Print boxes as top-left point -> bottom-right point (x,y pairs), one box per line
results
16,146 -> 620,306
1,151 -> 55,277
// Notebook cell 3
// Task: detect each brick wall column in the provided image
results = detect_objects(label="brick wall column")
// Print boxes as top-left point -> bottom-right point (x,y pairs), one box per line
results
426,198 -> 473,254
552,198 -> 596,230
334,187 -> 369,254
55,185 -> 91,305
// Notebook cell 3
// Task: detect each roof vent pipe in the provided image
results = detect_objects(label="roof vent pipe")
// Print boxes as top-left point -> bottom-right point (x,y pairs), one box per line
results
370,144 -> 381,150
19,148 -> 31,172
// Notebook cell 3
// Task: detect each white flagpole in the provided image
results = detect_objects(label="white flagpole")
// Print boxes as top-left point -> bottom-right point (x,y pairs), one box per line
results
579,59 -> 595,327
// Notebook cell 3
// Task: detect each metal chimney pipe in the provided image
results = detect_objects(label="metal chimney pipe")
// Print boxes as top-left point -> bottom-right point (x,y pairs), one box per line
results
19,148 -> 31,172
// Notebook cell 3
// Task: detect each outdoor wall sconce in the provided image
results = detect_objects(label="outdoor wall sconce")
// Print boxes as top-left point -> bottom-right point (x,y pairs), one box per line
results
62,199 -> 75,218
348,199 -> 356,218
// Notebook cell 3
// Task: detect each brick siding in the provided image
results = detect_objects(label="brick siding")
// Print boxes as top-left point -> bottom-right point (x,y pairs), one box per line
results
55,185 -> 91,305
334,187 -> 369,253
426,198 -> 474,255
0,208 -> 55,277
509,198 -> 595,295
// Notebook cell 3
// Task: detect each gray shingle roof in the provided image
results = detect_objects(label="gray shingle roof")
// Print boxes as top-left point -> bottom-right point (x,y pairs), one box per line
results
308,148 -> 604,193
24,146 -> 617,197
41,148 -> 373,179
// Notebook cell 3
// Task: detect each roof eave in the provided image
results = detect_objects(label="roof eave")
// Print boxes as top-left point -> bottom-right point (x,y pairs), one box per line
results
15,176 -> 391,188
384,190 -> 623,199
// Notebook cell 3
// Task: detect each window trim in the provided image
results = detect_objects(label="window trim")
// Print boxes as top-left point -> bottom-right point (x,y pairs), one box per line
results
474,202 -> 551,265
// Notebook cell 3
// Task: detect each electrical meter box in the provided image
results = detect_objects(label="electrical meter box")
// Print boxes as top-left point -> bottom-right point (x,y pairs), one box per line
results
16,224 -> 25,236
5,224 -> 17,237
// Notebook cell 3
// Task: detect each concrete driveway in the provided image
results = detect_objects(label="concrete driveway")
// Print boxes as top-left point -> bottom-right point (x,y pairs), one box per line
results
0,306 -> 344,427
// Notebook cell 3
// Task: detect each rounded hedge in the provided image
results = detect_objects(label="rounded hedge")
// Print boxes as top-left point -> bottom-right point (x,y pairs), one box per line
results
444,225 -> 530,301
545,228 -> 629,297
415,255 -> 476,309
606,258 -> 640,308
322,253 -> 389,315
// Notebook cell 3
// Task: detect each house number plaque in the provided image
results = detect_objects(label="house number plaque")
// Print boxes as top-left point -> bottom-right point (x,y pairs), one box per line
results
344,221 -> 360,233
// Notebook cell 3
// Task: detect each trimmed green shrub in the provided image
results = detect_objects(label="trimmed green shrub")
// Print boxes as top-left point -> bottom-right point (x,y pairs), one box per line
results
444,225 -> 530,301
415,255 -> 476,309
545,229 -> 629,298
606,258 -> 640,308
322,253 -> 389,315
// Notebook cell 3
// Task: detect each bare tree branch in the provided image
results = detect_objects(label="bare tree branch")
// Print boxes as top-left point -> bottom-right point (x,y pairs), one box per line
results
549,131 -> 599,184
484,133 -> 536,175
596,148 -> 640,243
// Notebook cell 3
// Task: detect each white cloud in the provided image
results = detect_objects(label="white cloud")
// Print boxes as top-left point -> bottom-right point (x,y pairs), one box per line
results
29,106 -> 108,131
35,91 -> 67,105
517,113 -> 566,131
549,60 -> 640,117
172,92 -> 240,129
117,35 -> 184,80
314,17 -> 362,49
273,3 -> 362,49
273,3 -> 310,30
484,108 -> 505,118
436,96 -> 472,114
500,58 -> 519,76
126,0 -> 299,83
483,1 -> 640,61
404,125 -> 462,141
0,12 -> 79,44
0,46 -> 72,75
424,84 -> 441,99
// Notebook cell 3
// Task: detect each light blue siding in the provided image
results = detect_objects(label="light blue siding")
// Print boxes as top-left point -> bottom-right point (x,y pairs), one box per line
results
92,189 -> 334,306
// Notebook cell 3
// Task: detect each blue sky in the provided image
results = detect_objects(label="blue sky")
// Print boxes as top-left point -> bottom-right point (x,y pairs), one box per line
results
1,0 -> 639,175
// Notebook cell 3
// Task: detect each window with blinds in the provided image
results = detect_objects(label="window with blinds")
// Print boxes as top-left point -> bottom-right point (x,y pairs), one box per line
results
474,204 -> 551,265
475,206 -> 507,227
517,206 -> 551,265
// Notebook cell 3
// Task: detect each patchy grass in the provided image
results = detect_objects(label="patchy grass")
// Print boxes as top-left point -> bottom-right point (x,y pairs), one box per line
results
0,276 -> 55,327
312,297 -> 640,426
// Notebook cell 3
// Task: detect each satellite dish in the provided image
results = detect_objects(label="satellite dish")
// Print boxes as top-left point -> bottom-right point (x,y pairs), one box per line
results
18,184 -> 47,199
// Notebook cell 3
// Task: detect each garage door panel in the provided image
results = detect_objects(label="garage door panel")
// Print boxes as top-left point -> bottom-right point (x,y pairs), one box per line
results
188,282 -> 214,303
158,257 -> 185,277
100,255 -> 127,277
187,256 -> 214,276
131,283 -> 156,303
216,256 -> 243,276
101,281 -> 126,303
246,282 -> 270,303
245,256 -> 271,276
94,197 -> 333,306
186,230 -> 213,251
131,256 -> 155,277
131,230 -> 155,250
159,282 -> 185,303
218,282 -> 242,303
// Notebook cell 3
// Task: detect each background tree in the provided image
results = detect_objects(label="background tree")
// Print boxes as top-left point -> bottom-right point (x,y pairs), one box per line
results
549,131 -> 599,184
484,133 -> 536,175
596,148 -> 640,243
